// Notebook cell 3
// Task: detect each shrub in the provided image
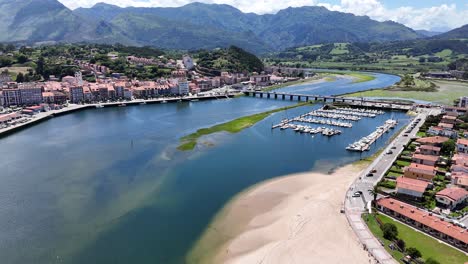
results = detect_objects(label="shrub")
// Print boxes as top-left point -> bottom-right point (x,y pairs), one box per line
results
381,223 -> 398,240
406,247 -> 422,259
396,238 -> 406,251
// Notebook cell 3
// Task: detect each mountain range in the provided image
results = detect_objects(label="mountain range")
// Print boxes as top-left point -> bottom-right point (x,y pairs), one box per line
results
0,0 -> 466,53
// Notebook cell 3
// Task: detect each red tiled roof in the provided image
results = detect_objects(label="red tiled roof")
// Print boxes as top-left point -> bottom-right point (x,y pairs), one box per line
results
406,163 -> 436,175
436,187 -> 468,202
420,145 -> 441,152
458,138 -> 468,146
438,123 -> 454,129
416,136 -> 450,145
377,198 -> 468,244
442,115 -> 457,120
412,154 -> 439,162
396,177 -> 429,193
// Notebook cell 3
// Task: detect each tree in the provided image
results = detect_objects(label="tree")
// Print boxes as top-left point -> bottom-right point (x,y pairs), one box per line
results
16,54 -> 28,64
381,223 -> 398,240
441,139 -> 456,156
419,57 -> 426,63
36,56 -> 45,76
406,247 -> 421,259
396,239 -> 405,251
368,185 -> 380,206
16,72 -> 24,83
425,258 -> 440,264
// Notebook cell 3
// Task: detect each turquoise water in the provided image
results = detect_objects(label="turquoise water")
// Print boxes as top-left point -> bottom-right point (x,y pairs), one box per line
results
0,73 -> 406,264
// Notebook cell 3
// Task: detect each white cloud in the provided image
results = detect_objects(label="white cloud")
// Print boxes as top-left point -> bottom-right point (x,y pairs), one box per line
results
58,0 -> 468,31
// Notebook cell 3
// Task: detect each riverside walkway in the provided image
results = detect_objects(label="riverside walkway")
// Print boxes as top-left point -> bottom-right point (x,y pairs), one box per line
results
0,93 -> 236,137
343,107 -> 440,264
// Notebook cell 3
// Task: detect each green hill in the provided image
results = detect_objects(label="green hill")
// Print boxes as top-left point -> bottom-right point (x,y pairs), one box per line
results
195,46 -> 264,76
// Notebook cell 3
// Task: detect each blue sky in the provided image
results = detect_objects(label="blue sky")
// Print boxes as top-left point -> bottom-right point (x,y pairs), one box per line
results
59,0 -> 468,31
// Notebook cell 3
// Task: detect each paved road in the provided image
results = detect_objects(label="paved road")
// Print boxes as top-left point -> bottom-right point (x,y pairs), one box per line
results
344,107 -> 441,264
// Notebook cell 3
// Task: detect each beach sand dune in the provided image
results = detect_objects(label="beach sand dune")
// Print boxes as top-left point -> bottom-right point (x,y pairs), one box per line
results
188,164 -> 372,264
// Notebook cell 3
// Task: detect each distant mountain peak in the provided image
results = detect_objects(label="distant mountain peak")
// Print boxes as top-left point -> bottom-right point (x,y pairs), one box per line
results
91,2 -> 121,9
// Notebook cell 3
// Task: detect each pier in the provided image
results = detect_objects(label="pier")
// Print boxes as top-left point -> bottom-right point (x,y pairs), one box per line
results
271,106 -> 387,139
244,91 -> 415,111
346,119 -> 398,152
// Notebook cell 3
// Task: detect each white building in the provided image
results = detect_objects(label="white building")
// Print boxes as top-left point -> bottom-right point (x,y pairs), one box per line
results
182,55 -> 195,70
396,177 -> 429,199
178,79 -> 189,95
435,187 -> 468,209
459,96 -> 468,108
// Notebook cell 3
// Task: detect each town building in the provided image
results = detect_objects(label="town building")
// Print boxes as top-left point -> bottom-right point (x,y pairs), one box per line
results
403,163 -> 437,181
435,187 -> 468,209
417,145 -> 441,156
377,197 -> 468,251
457,138 -> 468,154
459,96 -> 468,108
412,154 -> 439,166
416,136 -> 450,147
70,86 -> 84,103
178,79 -> 189,95
182,55 -> 195,70
452,172 -> 468,190
396,177 -> 430,199
250,75 -> 271,86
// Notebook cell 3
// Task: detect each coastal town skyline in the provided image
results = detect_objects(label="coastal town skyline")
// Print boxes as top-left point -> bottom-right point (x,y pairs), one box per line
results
1,1 -> 468,263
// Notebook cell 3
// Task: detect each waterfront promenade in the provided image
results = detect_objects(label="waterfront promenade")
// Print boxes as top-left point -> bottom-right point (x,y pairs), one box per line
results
0,93 -> 236,137
343,107 -> 440,264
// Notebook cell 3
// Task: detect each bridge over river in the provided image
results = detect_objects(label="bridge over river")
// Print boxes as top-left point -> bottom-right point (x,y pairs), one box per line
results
244,91 -> 417,111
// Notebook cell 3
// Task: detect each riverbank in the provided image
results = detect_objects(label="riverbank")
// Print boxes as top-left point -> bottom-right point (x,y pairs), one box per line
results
343,80 -> 466,105
177,102 -> 312,151
187,163 -> 372,264
262,76 -> 329,92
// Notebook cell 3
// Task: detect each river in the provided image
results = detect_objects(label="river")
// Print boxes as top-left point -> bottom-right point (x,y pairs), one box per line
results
0,73 -> 404,264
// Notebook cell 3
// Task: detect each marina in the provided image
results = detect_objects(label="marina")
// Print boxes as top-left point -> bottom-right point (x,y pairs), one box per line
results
346,119 -> 398,152
272,105 -> 388,140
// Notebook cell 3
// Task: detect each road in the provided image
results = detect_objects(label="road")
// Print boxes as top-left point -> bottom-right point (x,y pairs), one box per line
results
344,107 -> 441,264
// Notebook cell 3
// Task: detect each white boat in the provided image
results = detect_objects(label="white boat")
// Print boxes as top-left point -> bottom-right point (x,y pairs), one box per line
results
95,104 -> 104,108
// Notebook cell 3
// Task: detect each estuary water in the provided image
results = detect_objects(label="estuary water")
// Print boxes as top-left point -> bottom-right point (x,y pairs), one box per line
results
0,73 -> 404,264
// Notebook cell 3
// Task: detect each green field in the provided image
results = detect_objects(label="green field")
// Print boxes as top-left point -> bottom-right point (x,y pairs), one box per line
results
364,213 -> 468,264
177,102 -> 312,151
344,80 -> 468,105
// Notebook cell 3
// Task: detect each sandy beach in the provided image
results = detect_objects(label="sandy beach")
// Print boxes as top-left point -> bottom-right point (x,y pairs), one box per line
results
187,164 -> 372,264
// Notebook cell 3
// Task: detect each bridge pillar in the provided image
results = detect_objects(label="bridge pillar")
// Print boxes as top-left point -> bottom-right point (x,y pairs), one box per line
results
282,94 -> 285,100
274,93 -> 278,99
260,93 -> 263,98
333,98 -> 336,102
267,93 -> 270,99
298,96 -> 301,101
306,96 -> 309,102
314,97 -> 318,101
290,95 -> 293,101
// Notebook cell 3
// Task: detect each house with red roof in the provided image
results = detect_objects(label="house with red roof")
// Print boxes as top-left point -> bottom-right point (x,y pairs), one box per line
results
452,172 -> 468,190
377,197 -> 468,251
404,163 -> 437,182
435,187 -> 468,209
416,136 -> 450,147
417,145 -> 441,156
457,138 -> 468,154
412,154 -> 439,166
396,177 -> 430,199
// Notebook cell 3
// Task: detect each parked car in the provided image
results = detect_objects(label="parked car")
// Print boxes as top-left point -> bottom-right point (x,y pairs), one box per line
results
352,191 -> 362,197
366,173 -> 374,177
